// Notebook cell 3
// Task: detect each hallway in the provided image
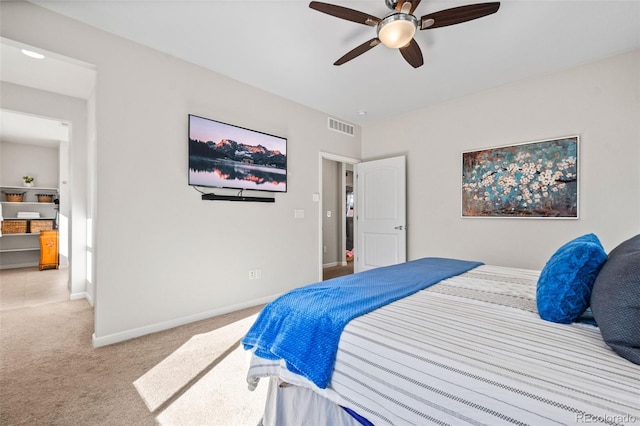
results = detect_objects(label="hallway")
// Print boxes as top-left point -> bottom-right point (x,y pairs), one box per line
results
322,262 -> 354,280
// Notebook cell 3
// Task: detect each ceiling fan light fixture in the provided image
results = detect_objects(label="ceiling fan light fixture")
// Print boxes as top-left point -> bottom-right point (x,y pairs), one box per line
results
377,13 -> 417,48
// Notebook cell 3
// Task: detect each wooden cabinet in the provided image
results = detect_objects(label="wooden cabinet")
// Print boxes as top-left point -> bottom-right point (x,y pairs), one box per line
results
1,185 -> 58,269
39,230 -> 59,270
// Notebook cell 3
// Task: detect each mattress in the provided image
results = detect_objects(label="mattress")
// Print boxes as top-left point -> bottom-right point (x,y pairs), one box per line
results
247,265 -> 640,425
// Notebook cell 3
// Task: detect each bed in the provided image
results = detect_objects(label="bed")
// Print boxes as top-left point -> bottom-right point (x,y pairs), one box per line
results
243,234 -> 640,425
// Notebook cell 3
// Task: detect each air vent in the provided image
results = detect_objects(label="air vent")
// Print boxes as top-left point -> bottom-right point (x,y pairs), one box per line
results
328,117 -> 355,137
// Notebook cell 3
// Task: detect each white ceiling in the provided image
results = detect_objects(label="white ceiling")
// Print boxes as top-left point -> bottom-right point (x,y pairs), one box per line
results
0,110 -> 70,148
0,39 -> 95,147
0,38 -> 96,100
4,1 -> 640,128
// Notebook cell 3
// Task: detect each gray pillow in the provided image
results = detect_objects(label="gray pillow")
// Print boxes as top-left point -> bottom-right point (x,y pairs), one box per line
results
590,234 -> 640,364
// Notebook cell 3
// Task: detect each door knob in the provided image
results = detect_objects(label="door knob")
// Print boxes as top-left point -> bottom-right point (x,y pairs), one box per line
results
394,225 -> 404,230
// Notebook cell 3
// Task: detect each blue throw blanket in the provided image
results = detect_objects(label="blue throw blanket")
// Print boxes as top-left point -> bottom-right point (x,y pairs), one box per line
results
242,257 -> 482,389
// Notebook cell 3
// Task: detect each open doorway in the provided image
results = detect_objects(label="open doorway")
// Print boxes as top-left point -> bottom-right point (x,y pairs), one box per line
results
0,110 -> 71,309
0,110 -> 69,267
1,38 -> 96,305
319,152 -> 360,281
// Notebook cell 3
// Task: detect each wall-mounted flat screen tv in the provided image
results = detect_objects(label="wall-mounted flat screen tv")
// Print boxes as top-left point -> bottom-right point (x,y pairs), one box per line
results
188,114 -> 287,193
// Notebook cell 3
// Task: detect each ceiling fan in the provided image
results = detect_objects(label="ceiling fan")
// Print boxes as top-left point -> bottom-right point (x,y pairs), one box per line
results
309,0 -> 500,68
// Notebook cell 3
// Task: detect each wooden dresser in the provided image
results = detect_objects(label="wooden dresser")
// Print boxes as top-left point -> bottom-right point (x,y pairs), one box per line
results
39,230 -> 59,271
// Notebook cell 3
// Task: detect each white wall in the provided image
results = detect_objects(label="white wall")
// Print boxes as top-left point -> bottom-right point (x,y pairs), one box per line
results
0,141 -> 58,187
362,50 -> 640,269
0,2 -> 361,345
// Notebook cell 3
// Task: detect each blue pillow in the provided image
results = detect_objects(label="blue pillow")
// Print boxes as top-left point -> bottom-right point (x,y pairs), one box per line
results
536,233 -> 608,324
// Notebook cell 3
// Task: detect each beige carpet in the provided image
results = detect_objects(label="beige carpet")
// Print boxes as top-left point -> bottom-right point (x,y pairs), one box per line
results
134,314 -> 268,425
156,344 -> 266,426
0,295 -> 266,426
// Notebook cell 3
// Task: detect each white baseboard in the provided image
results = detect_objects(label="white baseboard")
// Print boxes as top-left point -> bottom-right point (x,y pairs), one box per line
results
91,293 -> 281,348
70,291 -> 93,307
323,262 -> 351,268
0,261 -> 38,270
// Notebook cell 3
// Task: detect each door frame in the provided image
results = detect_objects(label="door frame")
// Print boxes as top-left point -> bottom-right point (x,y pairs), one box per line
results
318,152 -> 361,281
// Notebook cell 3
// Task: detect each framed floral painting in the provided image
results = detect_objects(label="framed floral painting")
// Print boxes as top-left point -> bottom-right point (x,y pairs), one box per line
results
462,136 -> 579,218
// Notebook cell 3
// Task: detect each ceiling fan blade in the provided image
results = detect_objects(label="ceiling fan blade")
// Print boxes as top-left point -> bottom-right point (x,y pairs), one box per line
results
334,38 -> 381,66
409,0 -> 422,14
399,38 -> 423,68
309,1 -> 381,26
420,2 -> 500,30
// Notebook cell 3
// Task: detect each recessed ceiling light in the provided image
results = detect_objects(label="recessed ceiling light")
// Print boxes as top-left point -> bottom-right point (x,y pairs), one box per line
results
21,49 -> 45,59
358,110 -> 367,116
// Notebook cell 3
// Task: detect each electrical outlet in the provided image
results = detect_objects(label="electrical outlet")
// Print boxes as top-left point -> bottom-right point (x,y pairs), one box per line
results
249,270 -> 256,280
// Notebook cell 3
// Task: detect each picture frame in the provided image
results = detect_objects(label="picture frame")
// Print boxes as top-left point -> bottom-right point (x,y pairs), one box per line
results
462,136 -> 579,218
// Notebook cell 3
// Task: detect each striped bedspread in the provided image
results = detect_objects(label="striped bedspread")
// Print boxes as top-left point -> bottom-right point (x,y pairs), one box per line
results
247,265 -> 640,425
243,258 -> 482,389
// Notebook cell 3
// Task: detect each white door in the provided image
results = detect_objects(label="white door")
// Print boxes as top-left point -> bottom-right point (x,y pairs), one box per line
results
354,155 -> 406,272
